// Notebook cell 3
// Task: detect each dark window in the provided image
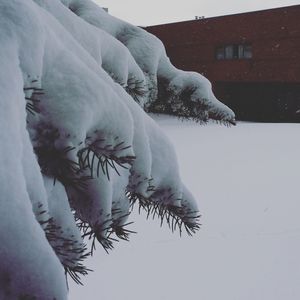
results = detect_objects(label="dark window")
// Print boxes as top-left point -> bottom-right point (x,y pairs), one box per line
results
216,44 -> 252,60
240,45 -> 253,59
216,47 -> 225,59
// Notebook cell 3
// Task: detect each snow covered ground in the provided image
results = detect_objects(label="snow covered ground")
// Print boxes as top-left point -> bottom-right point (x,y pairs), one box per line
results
69,115 -> 300,300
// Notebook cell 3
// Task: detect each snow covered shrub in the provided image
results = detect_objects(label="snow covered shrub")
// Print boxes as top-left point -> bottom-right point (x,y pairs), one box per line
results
60,0 -> 236,124
0,0 -> 201,297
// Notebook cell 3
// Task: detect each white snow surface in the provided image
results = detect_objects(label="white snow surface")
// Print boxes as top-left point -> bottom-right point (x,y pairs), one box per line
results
69,116 -> 300,300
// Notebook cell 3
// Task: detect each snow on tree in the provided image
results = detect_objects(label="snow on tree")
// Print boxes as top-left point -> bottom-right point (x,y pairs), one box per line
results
0,2 -> 67,298
60,0 -> 236,124
0,0 -> 234,298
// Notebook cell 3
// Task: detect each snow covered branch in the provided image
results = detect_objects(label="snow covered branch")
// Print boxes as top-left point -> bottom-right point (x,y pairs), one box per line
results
0,0 -> 234,298
61,0 -> 236,124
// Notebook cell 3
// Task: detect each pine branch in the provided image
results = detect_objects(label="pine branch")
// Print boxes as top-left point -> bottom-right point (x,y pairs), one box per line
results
127,191 -> 201,236
77,140 -> 135,181
36,205 -> 91,286
35,140 -> 92,192
125,77 -> 147,104
111,210 -> 136,241
79,218 -> 116,254
24,86 -> 43,116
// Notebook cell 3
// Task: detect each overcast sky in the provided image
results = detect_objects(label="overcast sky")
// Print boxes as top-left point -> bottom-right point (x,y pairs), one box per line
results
92,0 -> 300,26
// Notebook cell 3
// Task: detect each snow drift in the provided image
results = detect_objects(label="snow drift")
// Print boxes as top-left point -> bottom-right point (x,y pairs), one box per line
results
0,0 -> 234,298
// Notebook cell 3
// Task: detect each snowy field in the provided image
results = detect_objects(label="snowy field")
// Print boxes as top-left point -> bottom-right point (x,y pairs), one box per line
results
69,115 -> 300,300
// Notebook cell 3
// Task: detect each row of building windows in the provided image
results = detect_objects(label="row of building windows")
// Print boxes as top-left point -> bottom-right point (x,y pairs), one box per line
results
216,44 -> 252,60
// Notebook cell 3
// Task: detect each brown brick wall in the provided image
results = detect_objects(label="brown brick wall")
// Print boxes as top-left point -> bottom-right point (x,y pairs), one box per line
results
146,5 -> 300,83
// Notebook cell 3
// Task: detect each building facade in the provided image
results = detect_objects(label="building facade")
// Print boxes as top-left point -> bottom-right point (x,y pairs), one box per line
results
146,5 -> 300,121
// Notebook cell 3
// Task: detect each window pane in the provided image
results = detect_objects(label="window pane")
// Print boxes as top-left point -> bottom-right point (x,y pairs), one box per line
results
225,45 -> 233,59
216,47 -> 225,60
243,45 -> 252,58
238,45 -> 244,58
232,45 -> 239,59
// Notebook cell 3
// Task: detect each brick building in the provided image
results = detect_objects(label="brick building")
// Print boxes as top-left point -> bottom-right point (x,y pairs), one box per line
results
146,5 -> 300,122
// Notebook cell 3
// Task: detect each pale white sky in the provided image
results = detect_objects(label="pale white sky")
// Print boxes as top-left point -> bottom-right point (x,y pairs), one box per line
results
92,0 -> 300,26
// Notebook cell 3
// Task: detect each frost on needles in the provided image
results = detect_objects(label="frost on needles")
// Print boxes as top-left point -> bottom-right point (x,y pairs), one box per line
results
0,0 -> 235,298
